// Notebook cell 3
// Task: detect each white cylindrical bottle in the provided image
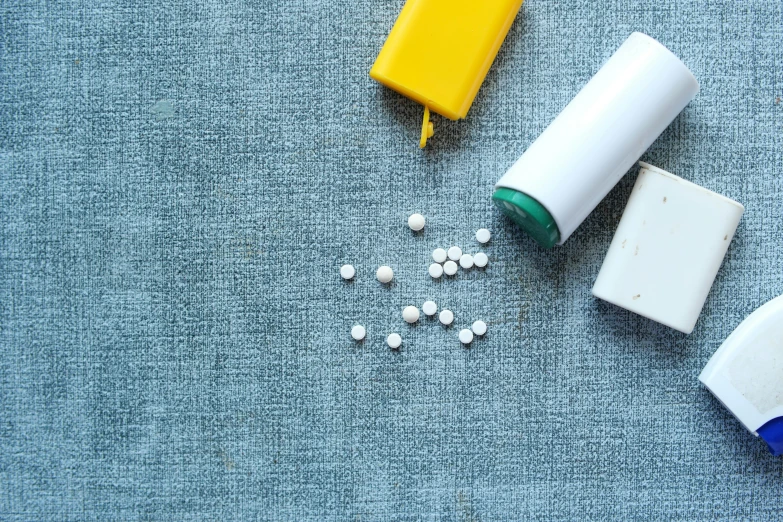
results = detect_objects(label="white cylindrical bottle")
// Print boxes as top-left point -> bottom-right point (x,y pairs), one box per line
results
493,32 -> 699,248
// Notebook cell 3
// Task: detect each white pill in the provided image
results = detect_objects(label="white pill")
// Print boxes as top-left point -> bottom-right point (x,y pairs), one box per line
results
422,300 -> 437,316
471,320 -> 487,336
340,264 -> 355,280
408,213 -> 425,231
439,309 -> 454,326
459,328 -> 474,345
376,265 -> 394,283
387,333 -> 402,349
351,325 -> 366,341
459,254 -> 474,269
443,260 -> 458,276
473,252 -> 488,268
432,248 -> 448,263
447,246 -> 462,261
476,228 -> 491,244
428,263 -> 444,279
402,305 -> 420,323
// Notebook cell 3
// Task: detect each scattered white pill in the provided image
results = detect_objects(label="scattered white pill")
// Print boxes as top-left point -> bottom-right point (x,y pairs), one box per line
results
376,265 -> 394,283
402,305 -> 420,324
459,254 -> 474,269
476,228 -> 491,244
340,264 -> 355,280
408,213 -> 425,231
432,248 -> 448,263
459,328 -> 474,345
387,333 -> 402,349
443,260 -> 458,276
428,263 -> 444,279
471,320 -> 487,336
447,246 -> 462,261
439,309 -> 454,326
422,300 -> 437,316
473,252 -> 488,268
351,325 -> 366,341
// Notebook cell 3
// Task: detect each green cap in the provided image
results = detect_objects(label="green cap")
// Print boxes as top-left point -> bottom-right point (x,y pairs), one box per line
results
492,187 -> 560,249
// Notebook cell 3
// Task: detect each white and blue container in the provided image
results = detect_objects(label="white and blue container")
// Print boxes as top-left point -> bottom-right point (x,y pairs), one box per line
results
700,295 -> 783,456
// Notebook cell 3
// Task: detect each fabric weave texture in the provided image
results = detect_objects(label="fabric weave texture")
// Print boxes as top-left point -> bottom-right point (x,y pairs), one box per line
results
1,0 -> 782,520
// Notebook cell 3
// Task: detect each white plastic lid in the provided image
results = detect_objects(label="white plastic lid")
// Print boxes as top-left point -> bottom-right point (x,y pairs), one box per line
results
592,163 -> 744,334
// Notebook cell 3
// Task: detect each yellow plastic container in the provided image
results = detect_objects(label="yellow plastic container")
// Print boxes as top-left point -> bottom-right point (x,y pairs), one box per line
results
370,0 -> 524,147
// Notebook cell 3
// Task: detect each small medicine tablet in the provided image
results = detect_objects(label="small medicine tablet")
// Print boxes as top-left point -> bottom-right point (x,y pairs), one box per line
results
471,320 -> 487,336
439,309 -> 454,326
443,260 -> 458,276
476,228 -> 491,244
376,265 -> 394,283
387,333 -> 402,349
422,300 -> 437,316
459,328 -> 474,345
459,254 -> 474,269
432,248 -> 448,263
428,263 -> 444,279
402,305 -> 420,323
473,252 -> 488,268
351,325 -> 366,341
408,213 -> 425,231
340,264 -> 355,280
447,246 -> 462,261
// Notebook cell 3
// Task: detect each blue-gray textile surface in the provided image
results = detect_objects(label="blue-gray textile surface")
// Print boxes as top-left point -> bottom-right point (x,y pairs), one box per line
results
1,0 -> 782,520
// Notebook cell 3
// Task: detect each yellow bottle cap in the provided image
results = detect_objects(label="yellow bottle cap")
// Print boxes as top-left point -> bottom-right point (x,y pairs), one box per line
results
370,0 -> 524,147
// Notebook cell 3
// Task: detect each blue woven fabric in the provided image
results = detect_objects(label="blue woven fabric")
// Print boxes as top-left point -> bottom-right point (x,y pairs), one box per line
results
2,0 -> 782,520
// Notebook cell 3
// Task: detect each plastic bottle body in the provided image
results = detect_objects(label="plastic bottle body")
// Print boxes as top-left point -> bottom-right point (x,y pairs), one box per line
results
494,32 -> 699,247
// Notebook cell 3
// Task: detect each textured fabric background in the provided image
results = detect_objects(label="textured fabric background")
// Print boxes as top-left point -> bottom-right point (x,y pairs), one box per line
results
1,0 -> 782,520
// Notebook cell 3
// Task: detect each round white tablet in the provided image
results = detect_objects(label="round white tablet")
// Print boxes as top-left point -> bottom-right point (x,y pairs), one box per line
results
408,213 -> 425,231
376,265 -> 394,283
473,252 -> 488,268
476,228 -> 491,244
428,263 -> 444,279
447,246 -> 462,261
387,333 -> 402,349
340,264 -> 355,280
459,328 -> 474,344
443,260 -> 458,276
471,320 -> 487,336
402,305 -> 420,323
422,300 -> 437,316
439,309 -> 454,326
432,248 -> 447,263
459,254 -> 474,269
351,325 -> 366,341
